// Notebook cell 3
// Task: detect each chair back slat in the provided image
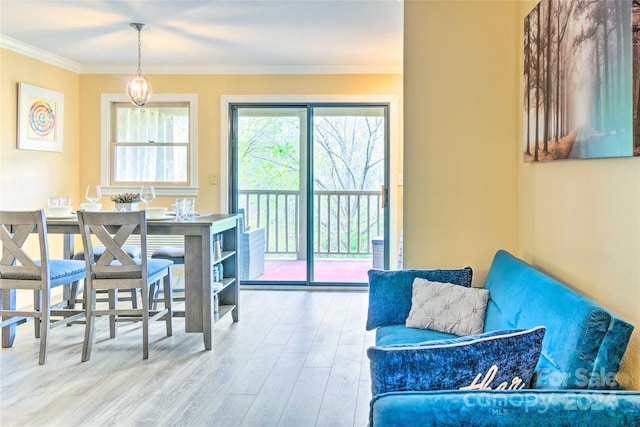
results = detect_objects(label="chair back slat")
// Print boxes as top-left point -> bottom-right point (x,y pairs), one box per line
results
91,225 -> 137,266
77,211 -> 147,286
0,224 -> 38,268
0,211 -> 48,282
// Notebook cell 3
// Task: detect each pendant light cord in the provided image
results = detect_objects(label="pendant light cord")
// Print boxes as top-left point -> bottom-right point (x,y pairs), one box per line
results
137,29 -> 143,77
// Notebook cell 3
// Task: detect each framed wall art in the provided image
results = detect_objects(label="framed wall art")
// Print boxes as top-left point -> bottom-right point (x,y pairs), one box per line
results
17,82 -> 64,152
523,0 -> 636,162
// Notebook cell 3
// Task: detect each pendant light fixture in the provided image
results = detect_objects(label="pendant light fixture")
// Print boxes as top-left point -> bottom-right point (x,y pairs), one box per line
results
126,22 -> 152,107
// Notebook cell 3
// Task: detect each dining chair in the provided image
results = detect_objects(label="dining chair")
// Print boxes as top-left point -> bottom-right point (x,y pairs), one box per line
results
72,245 -> 142,308
76,210 -> 173,361
0,210 -> 86,364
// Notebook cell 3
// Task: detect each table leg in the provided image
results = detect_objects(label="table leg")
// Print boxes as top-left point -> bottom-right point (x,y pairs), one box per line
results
63,233 -> 74,259
183,228 -> 214,350
1,289 -> 16,348
61,233 -> 75,307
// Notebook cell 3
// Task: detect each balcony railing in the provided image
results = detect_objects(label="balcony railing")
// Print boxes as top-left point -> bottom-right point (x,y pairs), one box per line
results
239,190 -> 383,257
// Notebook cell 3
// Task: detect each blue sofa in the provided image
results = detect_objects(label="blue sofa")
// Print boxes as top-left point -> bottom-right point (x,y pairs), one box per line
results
366,250 -> 640,426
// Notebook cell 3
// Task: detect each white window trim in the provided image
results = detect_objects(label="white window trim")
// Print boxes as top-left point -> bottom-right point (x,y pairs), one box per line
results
220,94 -> 400,265
100,93 -> 199,197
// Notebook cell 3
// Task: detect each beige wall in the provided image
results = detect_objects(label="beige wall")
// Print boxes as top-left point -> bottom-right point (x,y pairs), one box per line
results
0,48 -> 80,257
79,73 -> 402,215
405,0 -> 639,389
517,0 -> 640,390
403,0 -> 520,281
1,51 -> 402,255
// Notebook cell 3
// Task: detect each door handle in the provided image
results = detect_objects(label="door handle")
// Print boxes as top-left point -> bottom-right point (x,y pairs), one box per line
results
381,185 -> 386,209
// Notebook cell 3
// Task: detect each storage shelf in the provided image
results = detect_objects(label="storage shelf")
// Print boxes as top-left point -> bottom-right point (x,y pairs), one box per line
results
212,277 -> 235,294
214,304 -> 235,322
215,251 -> 234,264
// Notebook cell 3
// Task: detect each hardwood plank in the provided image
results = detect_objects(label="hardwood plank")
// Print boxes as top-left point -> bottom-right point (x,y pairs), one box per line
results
0,290 -> 375,427
240,351 -> 307,426
278,367 -> 331,427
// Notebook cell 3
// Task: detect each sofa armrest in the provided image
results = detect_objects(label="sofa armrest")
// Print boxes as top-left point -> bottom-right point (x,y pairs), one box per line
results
366,267 -> 473,330
370,390 -> 640,427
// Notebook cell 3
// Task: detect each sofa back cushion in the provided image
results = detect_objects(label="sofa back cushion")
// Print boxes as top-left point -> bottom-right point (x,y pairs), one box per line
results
367,268 -> 473,331
483,250 -> 633,389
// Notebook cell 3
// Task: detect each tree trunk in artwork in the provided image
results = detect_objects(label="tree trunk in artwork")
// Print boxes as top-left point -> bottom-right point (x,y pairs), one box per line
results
534,2 -> 541,162
525,14 -> 531,156
543,0 -> 553,154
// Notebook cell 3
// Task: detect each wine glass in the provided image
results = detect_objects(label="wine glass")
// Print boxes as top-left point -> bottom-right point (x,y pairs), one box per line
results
140,185 -> 156,208
85,185 -> 102,203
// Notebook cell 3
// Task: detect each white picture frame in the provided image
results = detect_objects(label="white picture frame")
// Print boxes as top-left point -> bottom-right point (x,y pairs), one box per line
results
17,82 -> 64,152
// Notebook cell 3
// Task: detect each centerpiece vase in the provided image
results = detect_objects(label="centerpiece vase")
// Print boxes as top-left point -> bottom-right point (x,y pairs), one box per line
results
115,202 -> 140,212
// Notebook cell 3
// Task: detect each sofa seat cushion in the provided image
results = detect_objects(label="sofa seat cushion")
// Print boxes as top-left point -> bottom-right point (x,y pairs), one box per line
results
376,324 -> 457,347
369,390 -> 640,427
368,327 -> 546,396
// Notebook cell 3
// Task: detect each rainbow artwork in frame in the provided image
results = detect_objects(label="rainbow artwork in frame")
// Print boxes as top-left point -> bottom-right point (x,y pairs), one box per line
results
17,82 -> 64,152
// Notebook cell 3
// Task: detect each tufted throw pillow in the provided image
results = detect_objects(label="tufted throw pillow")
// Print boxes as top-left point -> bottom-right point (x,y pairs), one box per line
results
367,326 -> 546,395
406,278 -> 490,336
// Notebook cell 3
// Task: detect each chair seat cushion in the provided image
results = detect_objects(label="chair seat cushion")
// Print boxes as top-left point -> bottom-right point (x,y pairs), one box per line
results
93,259 -> 173,280
148,259 -> 173,276
73,245 -> 142,261
151,246 -> 185,264
12,260 -> 86,287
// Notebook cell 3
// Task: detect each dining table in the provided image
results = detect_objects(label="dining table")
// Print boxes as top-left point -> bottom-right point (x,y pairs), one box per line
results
4,212 -> 241,351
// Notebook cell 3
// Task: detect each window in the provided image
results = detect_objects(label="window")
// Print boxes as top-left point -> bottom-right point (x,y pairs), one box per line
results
101,94 -> 198,196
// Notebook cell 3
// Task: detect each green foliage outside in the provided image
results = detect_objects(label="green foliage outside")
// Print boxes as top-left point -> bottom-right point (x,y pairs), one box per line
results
237,108 -> 385,257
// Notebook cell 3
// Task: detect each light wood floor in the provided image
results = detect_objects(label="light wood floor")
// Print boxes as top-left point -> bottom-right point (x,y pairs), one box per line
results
0,289 -> 375,427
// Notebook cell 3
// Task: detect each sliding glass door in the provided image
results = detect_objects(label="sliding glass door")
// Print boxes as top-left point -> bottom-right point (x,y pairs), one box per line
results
311,107 -> 387,282
230,104 -> 388,286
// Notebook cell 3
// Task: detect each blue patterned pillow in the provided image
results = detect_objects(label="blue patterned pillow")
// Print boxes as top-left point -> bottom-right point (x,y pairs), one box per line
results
367,326 -> 546,396
366,267 -> 473,330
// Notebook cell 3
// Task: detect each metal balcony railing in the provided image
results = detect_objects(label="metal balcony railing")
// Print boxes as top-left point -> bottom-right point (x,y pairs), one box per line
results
239,190 -> 383,257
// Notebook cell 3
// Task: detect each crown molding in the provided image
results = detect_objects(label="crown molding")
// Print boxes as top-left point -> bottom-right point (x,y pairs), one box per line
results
0,35 -> 82,73
83,63 -> 403,75
1,35 -> 402,75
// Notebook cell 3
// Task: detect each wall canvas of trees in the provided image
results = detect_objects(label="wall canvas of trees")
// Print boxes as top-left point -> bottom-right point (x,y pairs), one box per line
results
524,0 -> 635,162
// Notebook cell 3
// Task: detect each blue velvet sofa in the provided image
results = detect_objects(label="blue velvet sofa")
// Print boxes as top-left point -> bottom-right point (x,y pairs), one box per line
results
366,250 -> 640,426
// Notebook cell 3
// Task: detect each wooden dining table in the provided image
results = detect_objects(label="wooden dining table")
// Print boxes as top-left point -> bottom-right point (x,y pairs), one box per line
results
5,213 -> 241,351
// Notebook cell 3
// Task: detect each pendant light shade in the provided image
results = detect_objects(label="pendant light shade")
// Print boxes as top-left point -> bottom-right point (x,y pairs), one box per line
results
127,23 -> 152,107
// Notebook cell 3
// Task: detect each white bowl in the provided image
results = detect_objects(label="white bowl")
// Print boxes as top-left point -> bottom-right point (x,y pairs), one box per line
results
48,205 -> 72,217
146,207 -> 167,219
80,203 -> 102,211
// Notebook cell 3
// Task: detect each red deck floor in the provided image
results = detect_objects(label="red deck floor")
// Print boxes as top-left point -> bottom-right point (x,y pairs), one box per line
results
252,258 -> 375,283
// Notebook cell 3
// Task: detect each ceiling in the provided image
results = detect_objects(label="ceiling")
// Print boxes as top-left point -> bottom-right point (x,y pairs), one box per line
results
0,0 -> 403,74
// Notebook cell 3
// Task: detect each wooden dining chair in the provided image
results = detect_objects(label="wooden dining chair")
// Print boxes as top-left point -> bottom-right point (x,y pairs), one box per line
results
72,245 -> 142,308
0,210 -> 86,364
77,210 -> 173,361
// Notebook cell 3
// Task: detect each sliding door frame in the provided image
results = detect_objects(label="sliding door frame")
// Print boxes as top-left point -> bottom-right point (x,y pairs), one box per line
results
221,95 -> 400,285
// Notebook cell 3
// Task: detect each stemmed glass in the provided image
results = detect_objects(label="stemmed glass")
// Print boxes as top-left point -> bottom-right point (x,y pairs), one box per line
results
85,185 -> 102,203
140,185 -> 156,208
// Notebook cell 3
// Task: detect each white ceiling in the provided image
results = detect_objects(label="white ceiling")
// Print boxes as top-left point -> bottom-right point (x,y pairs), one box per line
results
0,0 -> 403,74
